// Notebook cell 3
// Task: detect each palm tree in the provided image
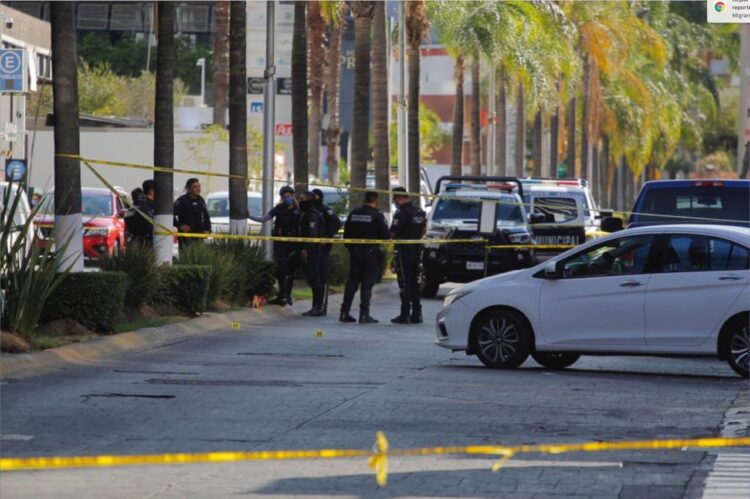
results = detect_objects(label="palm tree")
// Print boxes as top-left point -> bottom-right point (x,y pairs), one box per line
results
228,0 -> 247,235
292,0 -> 308,193
372,1 -> 390,211
406,0 -> 428,194
514,85 -> 525,177
450,55 -> 465,176
50,2 -> 83,271
307,1 -> 325,179
153,1 -> 175,264
495,65 -> 506,176
212,1 -> 229,126
350,1 -> 374,205
322,1 -> 345,183
470,58 -> 481,176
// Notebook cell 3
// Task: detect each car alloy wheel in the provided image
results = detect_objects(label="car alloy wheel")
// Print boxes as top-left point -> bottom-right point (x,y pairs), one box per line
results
531,352 -> 580,370
728,324 -> 749,378
473,310 -> 530,369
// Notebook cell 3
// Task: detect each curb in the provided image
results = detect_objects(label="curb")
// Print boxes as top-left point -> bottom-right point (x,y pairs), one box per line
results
0,305 -> 297,380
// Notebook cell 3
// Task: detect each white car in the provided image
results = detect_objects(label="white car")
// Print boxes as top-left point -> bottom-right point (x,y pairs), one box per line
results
206,191 -> 263,234
437,224 -> 750,378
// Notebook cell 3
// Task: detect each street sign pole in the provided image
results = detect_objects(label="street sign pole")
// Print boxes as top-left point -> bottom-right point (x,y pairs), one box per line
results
262,0 -> 276,260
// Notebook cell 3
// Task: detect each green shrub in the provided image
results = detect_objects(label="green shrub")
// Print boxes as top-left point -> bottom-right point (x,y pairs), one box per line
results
99,241 -> 162,310
328,244 -> 350,286
175,242 -> 238,308
211,240 -> 275,303
40,271 -> 128,332
160,265 -> 210,316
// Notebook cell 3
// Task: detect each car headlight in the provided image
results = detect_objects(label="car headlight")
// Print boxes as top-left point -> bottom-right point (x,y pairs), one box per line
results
443,289 -> 471,307
507,232 -> 531,244
424,230 -> 447,249
85,228 -> 110,237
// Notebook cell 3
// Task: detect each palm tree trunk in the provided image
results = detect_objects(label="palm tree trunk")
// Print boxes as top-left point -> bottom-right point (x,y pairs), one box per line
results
307,1 -> 325,179
450,55 -> 464,177
514,85 -> 525,178
50,2 -> 83,271
550,77 -> 560,177
565,96 -> 575,178
351,1 -> 374,206
496,66 -> 506,177
229,1 -> 248,235
325,18 -> 343,184
372,1 -> 390,211
406,0 -> 427,195
470,57 -> 480,176
212,1 -> 229,126
153,1 -> 175,265
292,1 -> 308,193
532,111 -> 543,177
580,57 -> 591,180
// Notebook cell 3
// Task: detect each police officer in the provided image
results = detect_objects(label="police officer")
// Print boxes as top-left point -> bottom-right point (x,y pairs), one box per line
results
390,187 -> 427,324
298,191 -> 326,317
250,186 -> 301,306
339,191 -> 390,324
312,188 -> 342,314
124,187 -> 154,245
173,178 -> 211,251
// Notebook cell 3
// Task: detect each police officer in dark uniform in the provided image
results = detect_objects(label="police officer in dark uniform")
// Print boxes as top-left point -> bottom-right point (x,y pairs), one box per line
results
312,188 -> 342,315
298,191 -> 326,317
339,191 -> 390,324
125,187 -> 154,245
250,186 -> 301,306
173,178 -> 211,251
390,187 -> 427,324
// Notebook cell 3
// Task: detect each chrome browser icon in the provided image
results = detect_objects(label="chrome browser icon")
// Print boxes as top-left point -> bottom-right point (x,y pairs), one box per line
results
714,1 -> 726,13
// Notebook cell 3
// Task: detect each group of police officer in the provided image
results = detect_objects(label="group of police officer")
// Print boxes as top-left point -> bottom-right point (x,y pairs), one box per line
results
255,186 -> 427,325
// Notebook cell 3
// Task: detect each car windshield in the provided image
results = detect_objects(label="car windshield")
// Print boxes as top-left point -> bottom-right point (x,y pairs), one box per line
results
37,193 -> 113,217
634,186 -> 750,225
207,196 -> 263,218
533,197 -> 578,223
432,198 -> 524,223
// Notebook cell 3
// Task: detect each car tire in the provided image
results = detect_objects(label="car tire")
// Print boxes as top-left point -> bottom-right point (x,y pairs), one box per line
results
472,309 -> 531,369
531,352 -> 580,370
420,273 -> 440,298
725,318 -> 749,379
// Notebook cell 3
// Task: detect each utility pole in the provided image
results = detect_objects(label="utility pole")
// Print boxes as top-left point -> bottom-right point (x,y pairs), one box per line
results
262,0 -> 276,260
397,1 -> 408,189
738,24 -> 750,177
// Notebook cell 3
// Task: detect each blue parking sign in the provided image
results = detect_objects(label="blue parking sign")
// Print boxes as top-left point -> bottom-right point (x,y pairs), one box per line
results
0,49 -> 26,93
5,160 -> 26,181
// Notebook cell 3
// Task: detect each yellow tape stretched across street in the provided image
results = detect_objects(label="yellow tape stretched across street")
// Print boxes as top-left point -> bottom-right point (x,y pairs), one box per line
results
1,434 -> 747,489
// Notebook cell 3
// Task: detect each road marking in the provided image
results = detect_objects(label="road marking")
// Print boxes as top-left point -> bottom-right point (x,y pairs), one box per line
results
703,392 -> 749,499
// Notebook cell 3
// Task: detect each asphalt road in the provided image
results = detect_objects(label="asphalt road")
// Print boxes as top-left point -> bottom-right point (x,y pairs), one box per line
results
1,283 -> 748,498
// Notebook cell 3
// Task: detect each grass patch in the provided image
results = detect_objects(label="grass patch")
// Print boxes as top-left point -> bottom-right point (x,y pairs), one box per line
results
113,317 -> 185,334
34,333 -> 97,351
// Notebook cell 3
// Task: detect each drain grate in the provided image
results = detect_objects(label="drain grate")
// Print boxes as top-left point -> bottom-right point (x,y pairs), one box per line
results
82,393 -> 175,400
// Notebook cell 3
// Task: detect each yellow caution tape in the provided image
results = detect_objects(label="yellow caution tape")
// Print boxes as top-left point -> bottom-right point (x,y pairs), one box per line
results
1,434 -> 747,490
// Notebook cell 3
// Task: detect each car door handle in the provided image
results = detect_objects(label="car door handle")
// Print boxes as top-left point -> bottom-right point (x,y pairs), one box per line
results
619,280 -> 644,288
719,275 -> 744,281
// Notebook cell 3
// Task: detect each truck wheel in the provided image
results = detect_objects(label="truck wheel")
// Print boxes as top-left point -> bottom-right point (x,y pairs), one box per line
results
419,273 -> 440,298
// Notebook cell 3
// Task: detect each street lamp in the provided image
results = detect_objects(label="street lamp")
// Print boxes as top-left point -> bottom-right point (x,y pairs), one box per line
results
196,57 -> 206,107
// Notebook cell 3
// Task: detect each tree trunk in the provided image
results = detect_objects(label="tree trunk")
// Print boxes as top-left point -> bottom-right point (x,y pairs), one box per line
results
496,66 -> 506,176
591,141 -> 599,208
50,2 -> 83,271
406,0 -> 426,195
450,55 -> 464,177
325,17 -> 343,184
580,57 -> 591,180
470,57 -> 480,176
153,1 -> 175,265
228,1 -> 248,235
550,78 -> 560,177
292,1 -> 308,193
514,85 -> 525,178
565,96 -> 575,178
212,1 -> 229,126
532,110 -> 543,177
372,1 -> 390,211
351,1 -> 374,206
307,1 -> 325,179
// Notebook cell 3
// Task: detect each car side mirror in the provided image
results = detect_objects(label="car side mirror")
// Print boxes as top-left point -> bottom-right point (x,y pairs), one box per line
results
118,208 -> 128,218
544,262 -> 560,279
601,217 -> 623,233
529,212 -> 547,224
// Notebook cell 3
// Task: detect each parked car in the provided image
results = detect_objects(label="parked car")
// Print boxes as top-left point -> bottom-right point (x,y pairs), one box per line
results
437,224 -> 750,378
602,179 -> 750,232
421,176 -> 539,298
206,191 -> 263,234
34,187 -> 130,260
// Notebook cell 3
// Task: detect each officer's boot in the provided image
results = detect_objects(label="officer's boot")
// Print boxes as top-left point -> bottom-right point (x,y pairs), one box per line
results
339,307 -> 357,323
410,304 -> 423,324
391,304 -> 412,324
359,307 -> 379,324
269,276 -> 288,306
284,276 -> 294,306
321,285 -> 329,316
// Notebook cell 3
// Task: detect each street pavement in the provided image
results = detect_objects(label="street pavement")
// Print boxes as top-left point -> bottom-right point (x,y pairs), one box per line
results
0,282 -> 748,498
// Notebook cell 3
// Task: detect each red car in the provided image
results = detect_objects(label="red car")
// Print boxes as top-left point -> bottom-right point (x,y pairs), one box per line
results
34,187 -> 131,260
